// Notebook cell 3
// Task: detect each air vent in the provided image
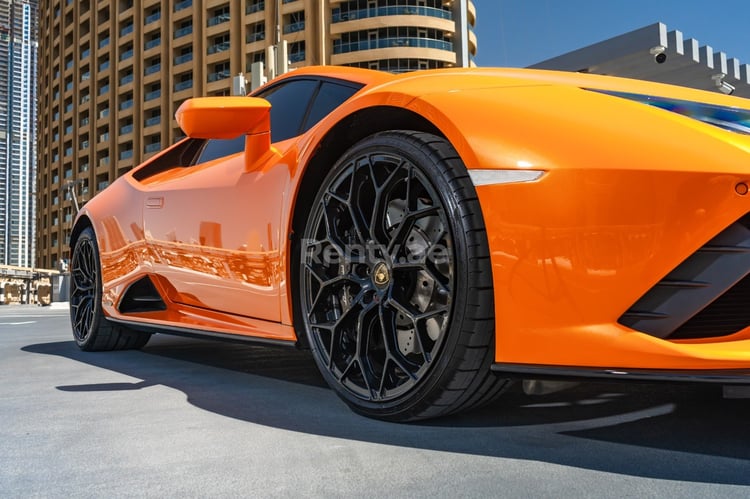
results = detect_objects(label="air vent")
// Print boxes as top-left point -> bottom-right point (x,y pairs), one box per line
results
118,276 -> 167,313
619,214 -> 750,339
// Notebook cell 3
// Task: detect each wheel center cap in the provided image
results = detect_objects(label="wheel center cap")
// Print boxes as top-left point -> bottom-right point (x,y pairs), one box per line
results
373,262 -> 390,287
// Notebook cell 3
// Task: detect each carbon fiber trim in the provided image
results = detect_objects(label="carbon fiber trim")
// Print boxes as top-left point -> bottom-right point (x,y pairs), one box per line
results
619,214 -> 750,339
492,363 -> 750,384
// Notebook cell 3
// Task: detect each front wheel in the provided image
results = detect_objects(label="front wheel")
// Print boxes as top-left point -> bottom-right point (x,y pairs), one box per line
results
298,131 -> 509,421
69,227 -> 150,351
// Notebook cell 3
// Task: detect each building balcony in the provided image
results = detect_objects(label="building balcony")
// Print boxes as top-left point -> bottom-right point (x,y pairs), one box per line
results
331,38 -> 456,66
174,25 -> 192,38
145,11 -> 161,25
333,37 -> 452,55
246,2 -> 265,15
174,0 -> 192,12
174,80 -> 193,92
283,21 -> 305,34
144,63 -> 161,76
144,89 -> 161,101
330,13 -> 453,36
144,116 -> 161,128
144,38 -> 161,51
332,5 -> 451,23
207,70 -> 231,82
207,41 -> 230,55
247,31 -> 265,43
174,52 -> 193,65
120,24 -> 134,37
207,13 -> 230,27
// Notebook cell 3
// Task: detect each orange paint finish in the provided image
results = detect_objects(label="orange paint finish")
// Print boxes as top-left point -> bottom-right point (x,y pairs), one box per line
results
175,97 -> 271,139
74,66 -> 750,368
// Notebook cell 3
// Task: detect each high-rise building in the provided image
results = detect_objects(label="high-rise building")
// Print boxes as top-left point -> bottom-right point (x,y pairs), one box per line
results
36,0 -> 477,269
0,0 -> 37,268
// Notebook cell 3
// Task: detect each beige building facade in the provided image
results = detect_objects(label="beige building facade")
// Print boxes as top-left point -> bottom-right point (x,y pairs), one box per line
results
36,0 -> 477,268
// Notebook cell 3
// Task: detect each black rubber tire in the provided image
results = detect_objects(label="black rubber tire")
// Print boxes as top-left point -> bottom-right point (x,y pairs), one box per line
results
69,227 -> 151,351
298,131 -> 510,421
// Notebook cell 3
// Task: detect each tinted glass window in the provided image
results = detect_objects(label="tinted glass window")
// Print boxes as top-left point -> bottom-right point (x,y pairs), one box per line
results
303,82 -> 359,132
258,79 -> 319,142
195,135 -> 245,164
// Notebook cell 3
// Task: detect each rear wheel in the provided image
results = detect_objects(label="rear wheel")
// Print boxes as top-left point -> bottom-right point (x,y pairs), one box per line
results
70,227 -> 150,351
298,131 -> 509,421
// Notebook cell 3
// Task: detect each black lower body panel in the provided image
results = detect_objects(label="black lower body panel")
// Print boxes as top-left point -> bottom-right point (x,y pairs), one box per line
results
492,363 -> 750,384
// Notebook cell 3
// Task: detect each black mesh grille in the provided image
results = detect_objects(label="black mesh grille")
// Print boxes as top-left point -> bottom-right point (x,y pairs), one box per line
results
670,274 -> 750,339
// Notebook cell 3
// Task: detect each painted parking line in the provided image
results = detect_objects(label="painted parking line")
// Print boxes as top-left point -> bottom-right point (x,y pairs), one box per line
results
0,321 -> 37,325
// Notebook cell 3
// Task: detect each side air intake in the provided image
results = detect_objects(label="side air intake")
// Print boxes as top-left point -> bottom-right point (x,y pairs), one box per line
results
619,214 -> 750,340
118,276 -> 167,314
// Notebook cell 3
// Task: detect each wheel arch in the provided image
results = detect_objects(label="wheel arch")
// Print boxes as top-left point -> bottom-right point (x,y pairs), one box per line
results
69,214 -> 94,260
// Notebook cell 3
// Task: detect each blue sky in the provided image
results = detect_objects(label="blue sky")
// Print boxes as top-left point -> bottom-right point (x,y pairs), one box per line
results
472,0 -> 750,68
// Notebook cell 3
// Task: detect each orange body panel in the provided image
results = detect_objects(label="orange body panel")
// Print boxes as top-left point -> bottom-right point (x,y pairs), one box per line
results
75,66 -> 750,370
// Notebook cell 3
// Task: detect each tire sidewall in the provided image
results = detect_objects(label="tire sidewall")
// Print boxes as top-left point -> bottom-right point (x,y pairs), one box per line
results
70,227 -> 105,350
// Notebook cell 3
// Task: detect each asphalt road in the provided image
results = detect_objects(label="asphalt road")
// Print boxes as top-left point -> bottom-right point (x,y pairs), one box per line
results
1,305 -> 749,498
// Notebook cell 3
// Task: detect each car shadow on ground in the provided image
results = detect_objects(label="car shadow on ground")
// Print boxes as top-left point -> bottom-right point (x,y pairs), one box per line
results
23,333 -> 750,486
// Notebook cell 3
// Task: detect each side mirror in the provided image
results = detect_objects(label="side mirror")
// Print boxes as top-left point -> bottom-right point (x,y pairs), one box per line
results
175,97 -> 271,139
175,96 -> 273,170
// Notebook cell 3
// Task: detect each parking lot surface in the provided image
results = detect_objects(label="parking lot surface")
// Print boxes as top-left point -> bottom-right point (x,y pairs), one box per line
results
1,305 -> 749,498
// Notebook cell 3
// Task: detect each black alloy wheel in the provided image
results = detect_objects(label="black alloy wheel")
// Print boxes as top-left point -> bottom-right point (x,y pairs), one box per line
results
69,227 -> 150,351
298,131 -> 509,421
70,231 -> 98,342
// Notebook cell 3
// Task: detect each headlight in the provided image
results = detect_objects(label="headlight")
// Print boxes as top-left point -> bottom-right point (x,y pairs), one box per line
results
591,90 -> 750,135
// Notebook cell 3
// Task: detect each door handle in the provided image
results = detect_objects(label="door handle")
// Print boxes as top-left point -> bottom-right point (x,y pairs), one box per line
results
145,197 -> 164,209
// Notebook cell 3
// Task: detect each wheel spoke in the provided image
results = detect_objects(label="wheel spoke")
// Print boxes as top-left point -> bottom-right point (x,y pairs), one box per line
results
378,305 -> 419,379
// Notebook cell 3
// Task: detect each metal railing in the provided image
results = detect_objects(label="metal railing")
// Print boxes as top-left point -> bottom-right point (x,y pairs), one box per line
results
145,11 -> 160,24
332,5 -> 452,23
174,25 -> 192,38
333,37 -> 452,54
207,70 -> 230,82
174,53 -> 193,65
174,80 -> 193,92
246,2 -> 264,14
247,31 -> 265,43
144,63 -> 161,76
145,38 -> 161,50
144,89 -> 161,101
283,21 -> 305,34
144,116 -> 161,127
174,0 -> 192,12
207,41 -> 230,54
207,13 -> 230,27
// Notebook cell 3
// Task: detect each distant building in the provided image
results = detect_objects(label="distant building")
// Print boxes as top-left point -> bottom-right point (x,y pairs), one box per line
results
0,0 -> 37,267
36,0 -> 478,269
531,23 -> 750,99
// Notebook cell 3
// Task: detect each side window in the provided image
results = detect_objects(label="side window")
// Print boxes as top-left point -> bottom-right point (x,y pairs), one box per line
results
302,82 -> 359,133
257,79 -> 319,142
194,135 -> 245,164
194,78 -> 362,162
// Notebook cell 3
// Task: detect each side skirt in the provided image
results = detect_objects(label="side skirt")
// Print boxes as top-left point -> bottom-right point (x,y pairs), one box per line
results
106,317 -> 298,349
492,363 -> 750,385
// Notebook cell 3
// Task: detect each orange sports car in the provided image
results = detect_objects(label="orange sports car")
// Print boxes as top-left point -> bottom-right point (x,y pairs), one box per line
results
69,66 -> 750,421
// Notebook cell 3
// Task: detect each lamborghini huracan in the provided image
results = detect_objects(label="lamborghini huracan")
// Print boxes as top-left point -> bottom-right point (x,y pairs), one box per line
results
69,66 -> 750,421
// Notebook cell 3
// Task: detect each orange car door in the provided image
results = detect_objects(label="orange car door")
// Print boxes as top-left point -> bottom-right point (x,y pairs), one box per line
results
142,145 -> 290,322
